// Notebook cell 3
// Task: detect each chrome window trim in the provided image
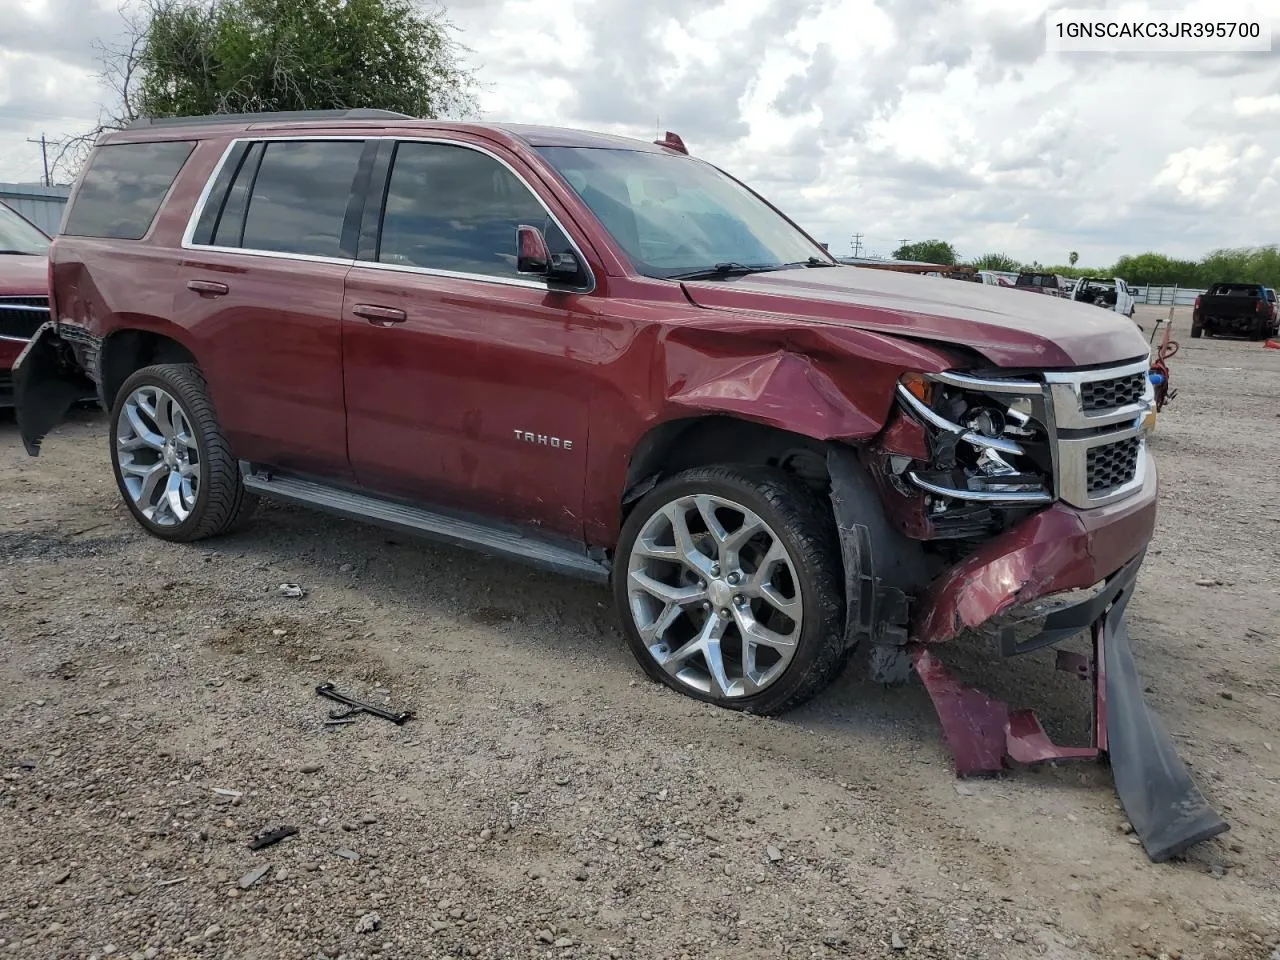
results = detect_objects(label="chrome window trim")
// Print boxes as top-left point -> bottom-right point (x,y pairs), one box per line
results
353,259 -> 552,291
0,304 -> 49,312
180,135 -> 370,254
0,334 -> 34,343
181,135 -> 597,294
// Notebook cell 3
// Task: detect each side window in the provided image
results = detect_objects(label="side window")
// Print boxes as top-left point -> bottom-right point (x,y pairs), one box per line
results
233,140 -> 365,257
378,141 -> 574,280
63,140 -> 196,240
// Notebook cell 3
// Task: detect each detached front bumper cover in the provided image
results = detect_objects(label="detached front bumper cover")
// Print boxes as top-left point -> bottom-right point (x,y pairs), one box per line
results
827,446 -> 1227,863
911,555 -> 1228,863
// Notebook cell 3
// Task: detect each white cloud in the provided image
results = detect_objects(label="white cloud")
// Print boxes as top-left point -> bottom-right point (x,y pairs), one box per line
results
2,0 -> 1279,264
1233,94 -> 1280,118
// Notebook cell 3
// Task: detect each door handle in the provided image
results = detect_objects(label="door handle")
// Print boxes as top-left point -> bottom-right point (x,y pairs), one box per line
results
352,304 -> 407,326
186,279 -> 229,296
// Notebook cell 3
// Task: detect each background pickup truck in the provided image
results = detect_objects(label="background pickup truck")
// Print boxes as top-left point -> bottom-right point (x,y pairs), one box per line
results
1070,276 -> 1136,317
1191,282 -> 1279,339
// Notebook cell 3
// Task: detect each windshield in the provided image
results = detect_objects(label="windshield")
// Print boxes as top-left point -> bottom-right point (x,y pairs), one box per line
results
537,146 -> 831,279
0,202 -> 50,255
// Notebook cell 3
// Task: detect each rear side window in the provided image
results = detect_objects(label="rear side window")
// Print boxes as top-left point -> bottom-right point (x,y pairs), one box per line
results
63,140 -> 195,240
377,141 -> 571,279
235,140 -> 365,257
1210,284 -> 1260,297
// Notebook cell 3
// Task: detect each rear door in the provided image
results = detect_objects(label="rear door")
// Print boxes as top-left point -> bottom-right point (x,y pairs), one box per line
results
174,137 -> 371,479
340,137 -> 601,538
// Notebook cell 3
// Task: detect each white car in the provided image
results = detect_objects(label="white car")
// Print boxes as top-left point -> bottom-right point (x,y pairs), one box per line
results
1070,276 -> 1136,318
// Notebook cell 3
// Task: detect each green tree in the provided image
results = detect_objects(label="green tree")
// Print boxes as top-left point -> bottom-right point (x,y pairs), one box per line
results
1113,252 -> 1201,286
53,0 -> 475,177
892,240 -> 957,265
970,252 -> 1021,272
1068,251 -> 1079,267
135,0 -> 476,118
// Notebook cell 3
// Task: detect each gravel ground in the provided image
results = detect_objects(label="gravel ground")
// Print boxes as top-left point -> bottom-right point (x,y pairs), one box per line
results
2,304 -> 1279,960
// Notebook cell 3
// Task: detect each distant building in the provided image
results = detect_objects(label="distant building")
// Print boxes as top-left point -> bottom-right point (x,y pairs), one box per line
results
0,182 -> 71,235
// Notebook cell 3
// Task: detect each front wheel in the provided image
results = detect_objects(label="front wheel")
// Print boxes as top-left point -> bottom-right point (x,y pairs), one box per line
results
613,465 -> 847,715
109,363 -> 256,542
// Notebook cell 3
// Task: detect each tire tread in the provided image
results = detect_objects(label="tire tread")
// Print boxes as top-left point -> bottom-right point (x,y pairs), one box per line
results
110,363 -> 256,542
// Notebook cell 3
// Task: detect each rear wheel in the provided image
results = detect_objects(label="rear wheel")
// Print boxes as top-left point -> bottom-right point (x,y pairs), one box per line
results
109,363 -> 256,542
614,465 -> 847,715
1190,323 -> 1203,339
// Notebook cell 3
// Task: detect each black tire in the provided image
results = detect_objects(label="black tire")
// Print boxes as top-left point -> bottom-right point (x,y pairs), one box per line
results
109,363 -> 256,542
1190,324 -> 1203,339
613,465 -> 847,715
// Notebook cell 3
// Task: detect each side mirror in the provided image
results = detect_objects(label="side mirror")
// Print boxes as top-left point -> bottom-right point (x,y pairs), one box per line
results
516,224 -> 550,274
516,224 -> 582,284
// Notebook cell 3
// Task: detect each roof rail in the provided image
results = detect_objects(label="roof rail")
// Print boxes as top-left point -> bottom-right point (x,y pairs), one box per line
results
124,108 -> 414,130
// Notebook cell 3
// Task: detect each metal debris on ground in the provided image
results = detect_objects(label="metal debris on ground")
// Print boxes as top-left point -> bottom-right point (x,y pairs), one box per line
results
248,826 -> 298,850
238,865 -> 271,889
315,682 -> 414,725
277,583 -> 305,598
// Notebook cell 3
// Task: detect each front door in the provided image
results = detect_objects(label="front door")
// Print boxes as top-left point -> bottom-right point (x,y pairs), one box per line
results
341,139 -> 602,539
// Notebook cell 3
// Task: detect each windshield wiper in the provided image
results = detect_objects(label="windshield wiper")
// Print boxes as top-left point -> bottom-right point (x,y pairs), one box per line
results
0,249 -> 40,255
779,257 -> 838,269
669,262 -> 781,281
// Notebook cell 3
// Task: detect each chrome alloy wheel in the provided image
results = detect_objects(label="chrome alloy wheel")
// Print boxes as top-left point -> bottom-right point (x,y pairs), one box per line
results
626,494 -> 804,698
115,385 -> 200,527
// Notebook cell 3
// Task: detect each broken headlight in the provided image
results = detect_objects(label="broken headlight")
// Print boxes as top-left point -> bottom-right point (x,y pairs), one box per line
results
895,372 -> 1054,506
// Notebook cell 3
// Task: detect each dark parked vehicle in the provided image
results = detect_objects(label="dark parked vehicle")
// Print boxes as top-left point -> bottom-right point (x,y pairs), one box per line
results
13,110 -> 1224,860
0,200 -> 51,405
1191,282 -> 1278,339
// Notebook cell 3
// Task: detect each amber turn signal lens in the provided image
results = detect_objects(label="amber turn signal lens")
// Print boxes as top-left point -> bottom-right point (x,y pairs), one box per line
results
900,373 -> 933,404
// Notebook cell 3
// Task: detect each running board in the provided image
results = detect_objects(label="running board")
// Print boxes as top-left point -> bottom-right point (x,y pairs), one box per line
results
240,466 -> 609,583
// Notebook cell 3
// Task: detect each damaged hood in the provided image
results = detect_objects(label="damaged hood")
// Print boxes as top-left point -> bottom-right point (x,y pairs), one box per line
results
681,266 -> 1150,369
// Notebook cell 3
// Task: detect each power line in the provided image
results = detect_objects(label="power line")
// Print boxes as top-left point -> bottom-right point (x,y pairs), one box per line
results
850,233 -> 863,258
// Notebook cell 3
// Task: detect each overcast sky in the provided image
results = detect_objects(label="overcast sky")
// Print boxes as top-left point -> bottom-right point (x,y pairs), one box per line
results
2,0 -> 1278,264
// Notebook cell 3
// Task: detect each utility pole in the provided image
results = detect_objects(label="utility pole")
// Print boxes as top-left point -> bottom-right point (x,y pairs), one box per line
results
850,233 -> 863,258
26,134 -> 50,186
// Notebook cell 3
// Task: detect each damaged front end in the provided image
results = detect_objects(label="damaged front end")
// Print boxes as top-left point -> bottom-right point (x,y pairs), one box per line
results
828,359 -> 1228,863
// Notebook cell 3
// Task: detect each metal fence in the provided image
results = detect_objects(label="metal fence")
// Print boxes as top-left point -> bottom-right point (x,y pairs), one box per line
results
1132,285 -> 1205,307
0,182 -> 71,236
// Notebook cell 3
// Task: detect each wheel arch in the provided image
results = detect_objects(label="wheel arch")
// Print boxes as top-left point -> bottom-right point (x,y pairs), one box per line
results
621,414 -> 835,516
99,325 -> 199,411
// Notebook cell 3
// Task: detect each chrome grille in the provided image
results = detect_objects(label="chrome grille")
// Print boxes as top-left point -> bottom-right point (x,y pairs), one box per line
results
1086,437 -> 1140,493
0,295 -> 49,341
1080,372 -> 1147,411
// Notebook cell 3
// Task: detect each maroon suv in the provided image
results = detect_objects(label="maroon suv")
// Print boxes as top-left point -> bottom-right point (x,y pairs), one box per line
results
13,110 -> 1224,860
